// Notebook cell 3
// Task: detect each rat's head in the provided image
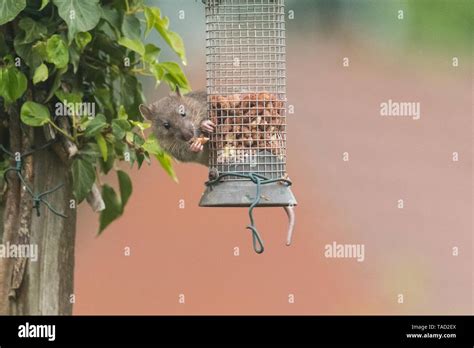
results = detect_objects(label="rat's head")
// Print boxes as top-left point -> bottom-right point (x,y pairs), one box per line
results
139,91 -> 196,144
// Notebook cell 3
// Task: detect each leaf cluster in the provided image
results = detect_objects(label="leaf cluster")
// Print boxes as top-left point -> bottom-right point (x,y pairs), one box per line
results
0,0 -> 189,233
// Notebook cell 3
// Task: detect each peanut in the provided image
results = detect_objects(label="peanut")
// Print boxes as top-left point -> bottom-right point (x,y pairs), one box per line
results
210,92 -> 286,161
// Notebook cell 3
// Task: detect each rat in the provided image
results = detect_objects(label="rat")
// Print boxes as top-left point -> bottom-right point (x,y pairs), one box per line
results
139,89 -> 296,247
138,90 -> 214,165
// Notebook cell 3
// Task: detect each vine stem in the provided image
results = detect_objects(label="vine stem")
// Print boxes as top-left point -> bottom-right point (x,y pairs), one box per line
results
48,120 -> 75,142
131,68 -> 153,76
71,113 -> 77,141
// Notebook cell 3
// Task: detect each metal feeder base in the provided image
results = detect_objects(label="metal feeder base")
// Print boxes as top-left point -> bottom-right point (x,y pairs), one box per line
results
199,180 -> 297,208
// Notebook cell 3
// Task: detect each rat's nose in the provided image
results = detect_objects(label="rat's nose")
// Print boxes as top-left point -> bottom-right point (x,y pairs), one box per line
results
180,129 -> 194,142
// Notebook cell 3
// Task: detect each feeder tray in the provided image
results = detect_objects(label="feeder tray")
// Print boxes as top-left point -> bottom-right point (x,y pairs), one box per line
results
200,149 -> 296,207
200,181 -> 296,208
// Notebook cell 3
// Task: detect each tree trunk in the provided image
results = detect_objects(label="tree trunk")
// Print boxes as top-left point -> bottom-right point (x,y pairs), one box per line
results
0,125 -> 76,315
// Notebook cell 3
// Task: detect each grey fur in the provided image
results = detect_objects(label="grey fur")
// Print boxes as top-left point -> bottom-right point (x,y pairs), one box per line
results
140,91 -> 209,165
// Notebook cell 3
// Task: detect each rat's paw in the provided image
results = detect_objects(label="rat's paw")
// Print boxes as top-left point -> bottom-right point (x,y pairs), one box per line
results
200,120 -> 215,133
190,140 -> 204,153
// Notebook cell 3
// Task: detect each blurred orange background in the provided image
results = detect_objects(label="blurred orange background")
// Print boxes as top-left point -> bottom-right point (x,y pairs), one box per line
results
73,0 -> 472,315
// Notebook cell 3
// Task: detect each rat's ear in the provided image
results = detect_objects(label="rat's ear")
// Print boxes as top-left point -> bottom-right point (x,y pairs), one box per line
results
139,104 -> 153,120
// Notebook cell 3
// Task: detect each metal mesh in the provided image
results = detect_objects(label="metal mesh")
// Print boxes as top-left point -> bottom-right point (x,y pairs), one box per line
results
205,0 -> 287,181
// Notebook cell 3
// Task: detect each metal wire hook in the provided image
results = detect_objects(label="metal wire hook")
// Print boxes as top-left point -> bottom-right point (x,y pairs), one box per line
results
206,170 -> 293,254
0,142 -> 67,219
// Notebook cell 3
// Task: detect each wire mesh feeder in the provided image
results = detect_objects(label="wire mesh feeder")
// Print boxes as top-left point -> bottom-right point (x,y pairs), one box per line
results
200,0 -> 297,253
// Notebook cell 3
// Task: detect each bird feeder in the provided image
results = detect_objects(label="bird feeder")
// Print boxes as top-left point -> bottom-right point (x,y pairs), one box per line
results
200,0 -> 297,252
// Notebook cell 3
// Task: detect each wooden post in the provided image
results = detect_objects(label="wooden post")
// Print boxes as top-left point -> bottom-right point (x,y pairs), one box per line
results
0,124 -> 76,315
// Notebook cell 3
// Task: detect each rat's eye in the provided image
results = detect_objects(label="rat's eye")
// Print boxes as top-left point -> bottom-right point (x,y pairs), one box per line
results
179,110 -> 186,117
163,122 -> 171,130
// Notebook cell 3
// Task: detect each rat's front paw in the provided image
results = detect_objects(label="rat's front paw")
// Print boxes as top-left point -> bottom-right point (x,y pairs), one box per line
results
200,120 -> 215,133
190,140 -> 204,153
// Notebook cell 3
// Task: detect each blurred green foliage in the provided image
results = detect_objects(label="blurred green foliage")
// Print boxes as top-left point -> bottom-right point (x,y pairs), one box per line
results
286,0 -> 472,52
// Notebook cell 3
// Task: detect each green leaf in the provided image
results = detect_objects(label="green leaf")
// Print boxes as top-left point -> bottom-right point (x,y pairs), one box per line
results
101,6 -> 121,38
9,17 -> 46,68
159,30 -> 186,65
32,63 -> 48,85
142,134 -> 162,156
111,119 -> 131,140
120,74 -> 144,120
84,113 -> 107,137
18,17 -> 47,44
132,132 -> 145,147
69,44 -> 80,73
55,89 -> 82,104
72,157 -> 96,203
113,136 -> 126,157
0,0 -> 26,25
136,152 -> 146,168
95,133 -> 108,161
144,7 -> 155,37
98,170 -> 133,234
118,105 -> 128,120
93,87 -> 114,119
54,89 -> 86,115
98,185 -> 122,234
149,61 -> 164,85
39,0 -> 50,10
20,101 -> 51,127
142,134 -> 177,182
144,43 -> 160,63
122,14 -> 141,41
53,0 -> 101,42
0,67 -> 27,104
79,113 -> 91,127
125,132 -> 134,144
156,151 -> 178,183
75,32 -> 92,51
117,37 -> 145,56
127,0 -> 144,12
117,170 -> 132,207
0,32 -> 8,57
78,143 -> 101,164
145,7 -> 187,65
46,34 -> 69,69
100,142 -> 115,174
32,40 -> 47,58
45,66 -> 68,102
130,120 -> 151,131
14,38 -> 42,69
159,62 -> 191,93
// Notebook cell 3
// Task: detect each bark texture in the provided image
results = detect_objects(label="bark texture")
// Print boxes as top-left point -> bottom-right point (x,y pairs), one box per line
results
0,125 -> 76,315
